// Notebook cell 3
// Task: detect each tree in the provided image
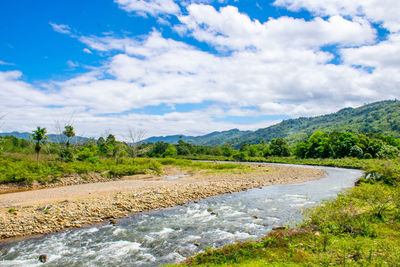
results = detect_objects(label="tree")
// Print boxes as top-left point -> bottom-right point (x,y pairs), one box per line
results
127,128 -> 147,163
163,144 -> 177,157
306,131 -> 333,158
105,134 -> 116,157
97,137 -> 107,155
270,138 -> 290,157
221,143 -> 233,157
112,143 -> 125,164
150,141 -> 169,157
30,126 -> 48,165
60,125 -> 76,162
176,140 -> 193,155
377,145 -> 400,159
63,125 -> 75,149
329,131 -> 357,158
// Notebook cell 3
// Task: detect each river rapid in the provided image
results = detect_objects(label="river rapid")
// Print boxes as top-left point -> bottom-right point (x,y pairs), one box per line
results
0,164 -> 362,266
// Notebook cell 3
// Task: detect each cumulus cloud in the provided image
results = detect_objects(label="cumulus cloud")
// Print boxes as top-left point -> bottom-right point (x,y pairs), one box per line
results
342,33 -> 400,69
177,4 -> 376,51
1,2 -> 400,138
114,0 -> 181,16
273,0 -> 400,32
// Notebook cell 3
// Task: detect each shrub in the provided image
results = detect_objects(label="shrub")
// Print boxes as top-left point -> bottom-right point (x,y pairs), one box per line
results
350,145 -> 364,159
377,145 -> 400,159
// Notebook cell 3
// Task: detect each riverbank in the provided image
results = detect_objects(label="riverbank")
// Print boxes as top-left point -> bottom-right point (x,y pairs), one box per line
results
0,163 -> 325,243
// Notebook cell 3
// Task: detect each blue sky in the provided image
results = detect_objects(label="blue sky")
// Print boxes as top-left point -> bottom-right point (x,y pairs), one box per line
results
1,0 -> 399,139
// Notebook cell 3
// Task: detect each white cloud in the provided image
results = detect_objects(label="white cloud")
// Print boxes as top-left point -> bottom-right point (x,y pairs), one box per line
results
49,22 -> 71,34
273,0 -> 400,32
177,4 -> 376,51
114,0 -> 181,16
2,3 -> 400,138
342,33 -> 400,69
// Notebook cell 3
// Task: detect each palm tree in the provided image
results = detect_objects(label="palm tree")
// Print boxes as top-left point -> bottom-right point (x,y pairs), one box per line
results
31,126 -> 48,165
63,125 -> 75,149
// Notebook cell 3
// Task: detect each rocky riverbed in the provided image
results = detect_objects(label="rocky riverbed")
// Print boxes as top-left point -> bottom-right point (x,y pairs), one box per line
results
0,164 -> 325,242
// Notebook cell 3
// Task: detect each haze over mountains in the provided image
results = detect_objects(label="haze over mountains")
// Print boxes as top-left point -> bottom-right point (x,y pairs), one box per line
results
2,100 -> 399,147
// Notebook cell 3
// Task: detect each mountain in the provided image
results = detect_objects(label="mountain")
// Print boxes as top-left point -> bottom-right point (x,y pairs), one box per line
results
3,100 -> 399,147
230,100 -> 400,146
143,100 -> 400,147
143,129 -> 250,146
0,131 -> 92,144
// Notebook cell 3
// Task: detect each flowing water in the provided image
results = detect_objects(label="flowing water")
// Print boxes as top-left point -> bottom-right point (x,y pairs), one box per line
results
0,164 -> 362,266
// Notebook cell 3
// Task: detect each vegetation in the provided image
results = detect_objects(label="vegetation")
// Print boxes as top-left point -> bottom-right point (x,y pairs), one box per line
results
1,125 -> 399,185
0,154 -> 163,184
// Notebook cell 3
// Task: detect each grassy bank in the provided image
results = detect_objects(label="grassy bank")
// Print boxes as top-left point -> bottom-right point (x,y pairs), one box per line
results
0,154 -> 253,185
174,158 -> 400,266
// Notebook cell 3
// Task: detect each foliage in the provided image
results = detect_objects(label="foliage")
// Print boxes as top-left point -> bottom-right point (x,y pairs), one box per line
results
295,130 -> 399,159
0,154 -> 162,184
269,138 -> 290,157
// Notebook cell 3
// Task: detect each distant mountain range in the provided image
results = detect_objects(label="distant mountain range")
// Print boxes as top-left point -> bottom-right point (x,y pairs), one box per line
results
0,131 -> 91,144
142,100 -> 400,147
2,100 -> 399,147
143,128 -> 251,147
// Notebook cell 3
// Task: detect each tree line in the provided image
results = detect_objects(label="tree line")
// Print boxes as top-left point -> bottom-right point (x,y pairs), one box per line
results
1,126 -> 399,165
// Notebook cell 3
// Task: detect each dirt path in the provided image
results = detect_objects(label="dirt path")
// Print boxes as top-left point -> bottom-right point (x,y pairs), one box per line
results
0,166 -> 187,208
0,179 -> 182,209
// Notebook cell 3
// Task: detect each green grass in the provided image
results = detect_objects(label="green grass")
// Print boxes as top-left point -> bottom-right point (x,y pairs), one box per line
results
0,154 -> 253,185
0,154 -> 162,184
156,157 -> 254,174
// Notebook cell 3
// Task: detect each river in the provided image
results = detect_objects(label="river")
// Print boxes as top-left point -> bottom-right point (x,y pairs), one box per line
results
0,164 -> 362,266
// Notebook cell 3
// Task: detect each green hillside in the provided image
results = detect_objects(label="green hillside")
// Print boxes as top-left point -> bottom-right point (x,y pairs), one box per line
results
142,100 -> 400,147
229,100 -> 400,146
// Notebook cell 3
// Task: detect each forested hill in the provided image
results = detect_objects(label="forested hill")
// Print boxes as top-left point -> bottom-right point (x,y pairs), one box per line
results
143,100 -> 400,146
230,100 -> 400,146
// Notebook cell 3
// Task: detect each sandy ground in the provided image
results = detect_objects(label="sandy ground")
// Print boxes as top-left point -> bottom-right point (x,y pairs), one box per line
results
0,179 -> 184,208
0,163 -> 326,242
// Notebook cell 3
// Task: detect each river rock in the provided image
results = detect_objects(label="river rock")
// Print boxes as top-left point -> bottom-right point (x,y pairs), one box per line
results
39,254 -> 47,263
